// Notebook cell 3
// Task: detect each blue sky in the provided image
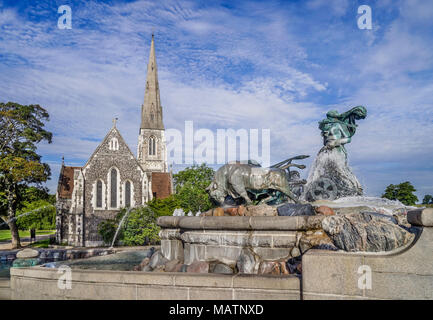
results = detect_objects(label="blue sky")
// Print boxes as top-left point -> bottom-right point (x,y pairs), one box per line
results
1,0 -> 433,201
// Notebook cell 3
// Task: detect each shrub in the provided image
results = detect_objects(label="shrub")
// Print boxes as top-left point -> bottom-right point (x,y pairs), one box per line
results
97,206 -> 160,246
122,206 -> 160,246
147,194 -> 181,217
97,219 -> 119,245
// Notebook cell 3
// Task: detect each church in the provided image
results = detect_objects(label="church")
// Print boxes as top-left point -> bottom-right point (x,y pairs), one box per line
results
55,35 -> 172,247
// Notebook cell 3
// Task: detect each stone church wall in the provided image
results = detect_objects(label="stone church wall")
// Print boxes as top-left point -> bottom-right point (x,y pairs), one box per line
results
81,129 -> 147,246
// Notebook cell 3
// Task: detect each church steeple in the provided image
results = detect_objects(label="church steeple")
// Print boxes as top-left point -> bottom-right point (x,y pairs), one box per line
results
140,34 -> 164,130
137,33 -> 168,174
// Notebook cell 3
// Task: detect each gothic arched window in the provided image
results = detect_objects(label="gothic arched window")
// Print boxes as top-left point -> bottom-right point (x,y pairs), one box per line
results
149,136 -> 156,156
125,181 -> 131,207
96,180 -> 103,208
110,169 -> 117,208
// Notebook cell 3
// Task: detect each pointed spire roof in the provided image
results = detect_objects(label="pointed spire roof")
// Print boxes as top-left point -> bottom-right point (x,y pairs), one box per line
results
140,34 -> 164,130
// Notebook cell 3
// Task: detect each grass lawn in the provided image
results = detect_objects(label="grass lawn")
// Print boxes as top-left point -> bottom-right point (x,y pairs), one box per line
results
414,204 -> 433,208
0,230 -> 55,242
30,239 -> 51,248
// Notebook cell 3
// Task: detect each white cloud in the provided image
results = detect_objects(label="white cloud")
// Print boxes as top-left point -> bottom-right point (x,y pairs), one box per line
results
1,0 -> 433,200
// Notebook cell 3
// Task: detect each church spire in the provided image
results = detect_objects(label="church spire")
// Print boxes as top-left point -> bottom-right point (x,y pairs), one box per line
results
140,34 -> 164,130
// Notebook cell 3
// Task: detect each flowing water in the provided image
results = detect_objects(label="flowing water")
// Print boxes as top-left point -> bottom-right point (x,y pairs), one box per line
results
45,249 -> 154,271
0,205 -> 55,228
109,207 -> 133,249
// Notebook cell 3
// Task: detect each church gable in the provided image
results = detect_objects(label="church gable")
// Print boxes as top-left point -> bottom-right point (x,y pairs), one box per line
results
81,125 -> 149,214
83,126 -> 140,171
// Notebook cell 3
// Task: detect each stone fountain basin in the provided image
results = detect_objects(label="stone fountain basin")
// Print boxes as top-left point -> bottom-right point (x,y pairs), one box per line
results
7,208 -> 433,300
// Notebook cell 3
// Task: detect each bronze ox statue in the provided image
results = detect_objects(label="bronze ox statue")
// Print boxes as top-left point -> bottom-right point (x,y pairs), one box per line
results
206,157 -> 309,206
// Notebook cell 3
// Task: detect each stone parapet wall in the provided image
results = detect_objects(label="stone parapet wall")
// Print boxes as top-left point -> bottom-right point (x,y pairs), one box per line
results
0,279 -> 10,300
157,215 -> 325,231
302,208 -> 433,300
10,267 -> 300,300
8,208 -> 433,300
160,229 -> 298,265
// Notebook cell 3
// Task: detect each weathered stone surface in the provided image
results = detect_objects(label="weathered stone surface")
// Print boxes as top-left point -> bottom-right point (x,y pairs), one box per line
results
314,206 -> 335,216
164,259 -> 180,272
173,263 -> 184,272
143,265 -> 153,272
161,239 -> 184,262
277,203 -> 315,216
158,215 -> 325,231
258,261 -> 281,275
212,263 -> 234,274
203,209 -> 213,216
244,204 -> 278,216
253,247 -> 291,261
213,208 -> 225,216
290,247 -> 301,258
408,208 -> 433,227
332,205 -> 376,215
149,251 -> 168,269
16,249 -> 39,259
225,207 -> 238,216
298,231 -> 338,254
393,212 -> 409,227
238,205 -> 246,216
360,211 -> 397,224
279,262 -> 289,275
138,257 -> 150,271
187,261 -> 209,273
236,248 -> 259,274
322,212 -> 415,252
153,265 -> 165,272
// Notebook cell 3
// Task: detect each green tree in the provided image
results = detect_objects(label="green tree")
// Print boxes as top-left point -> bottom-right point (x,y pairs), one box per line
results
97,206 -> 160,246
147,194 -> 181,217
382,181 -> 419,206
422,194 -> 433,205
122,206 -> 160,246
0,102 -> 52,248
16,200 -> 56,230
173,163 -> 215,213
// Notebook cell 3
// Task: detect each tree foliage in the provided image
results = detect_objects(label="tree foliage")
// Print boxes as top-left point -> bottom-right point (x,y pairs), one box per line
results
147,194 -> 181,217
0,102 -> 52,248
122,206 -> 160,246
97,206 -> 160,246
16,200 -> 56,230
422,194 -> 433,205
172,163 -> 215,213
382,181 -> 419,206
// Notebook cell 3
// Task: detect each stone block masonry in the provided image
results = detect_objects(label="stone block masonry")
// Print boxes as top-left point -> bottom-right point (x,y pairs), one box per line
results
7,208 -> 433,300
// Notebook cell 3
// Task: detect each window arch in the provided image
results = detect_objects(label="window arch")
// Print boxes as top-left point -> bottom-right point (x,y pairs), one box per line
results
148,136 -> 156,156
110,168 -> 117,208
96,180 -> 103,208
